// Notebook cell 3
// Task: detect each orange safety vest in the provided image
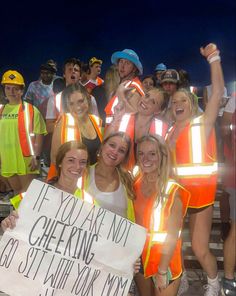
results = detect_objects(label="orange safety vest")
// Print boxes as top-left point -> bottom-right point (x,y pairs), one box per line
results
149,117 -> 169,139
104,77 -> 145,119
134,178 -> 190,279
167,115 -> 218,208
0,102 -> 35,156
47,114 -> 103,181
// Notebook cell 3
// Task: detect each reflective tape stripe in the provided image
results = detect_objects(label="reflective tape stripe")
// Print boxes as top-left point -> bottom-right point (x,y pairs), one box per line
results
77,177 -> 83,189
83,191 -> 94,205
154,119 -> 163,137
119,114 -> 131,132
130,81 -> 145,96
66,114 -> 76,141
106,116 -> 113,124
191,117 -> 202,163
24,103 -> 35,155
55,93 -> 61,112
174,162 -> 218,176
111,96 -> 119,113
152,231 -> 181,243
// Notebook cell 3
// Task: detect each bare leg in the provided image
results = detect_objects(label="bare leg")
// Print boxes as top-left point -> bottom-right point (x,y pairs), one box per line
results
223,221 -> 236,279
135,273 -> 154,296
189,206 -> 218,278
155,278 -> 181,296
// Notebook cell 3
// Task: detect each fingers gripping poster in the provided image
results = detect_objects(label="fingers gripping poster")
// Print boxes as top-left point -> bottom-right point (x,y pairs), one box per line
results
0,180 -> 146,296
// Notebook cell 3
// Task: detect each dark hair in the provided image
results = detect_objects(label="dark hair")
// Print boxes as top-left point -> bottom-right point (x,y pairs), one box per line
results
141,75 -> 156,87
81,62 -> 91,75
63,58 -> 81,74
53,77 -> 66,94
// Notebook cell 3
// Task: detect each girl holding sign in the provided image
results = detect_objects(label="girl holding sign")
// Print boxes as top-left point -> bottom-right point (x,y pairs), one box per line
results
1,140 -> 92,230
134,135 -> 190,296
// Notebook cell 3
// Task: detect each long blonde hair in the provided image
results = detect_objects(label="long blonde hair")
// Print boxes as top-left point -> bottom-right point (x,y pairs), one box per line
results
136,135 -> 171,200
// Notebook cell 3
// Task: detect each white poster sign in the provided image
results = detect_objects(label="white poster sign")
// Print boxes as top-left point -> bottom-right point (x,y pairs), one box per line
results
0,180 -> 146,296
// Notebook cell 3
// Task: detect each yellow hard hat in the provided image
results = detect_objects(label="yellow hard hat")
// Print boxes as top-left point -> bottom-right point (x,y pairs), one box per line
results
1,70 -> 25,87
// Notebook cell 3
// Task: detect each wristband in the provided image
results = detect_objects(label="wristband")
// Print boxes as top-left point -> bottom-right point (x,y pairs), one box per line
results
208,55 -> 221,64
157,269 -> 168,275
207,49 -> 220,60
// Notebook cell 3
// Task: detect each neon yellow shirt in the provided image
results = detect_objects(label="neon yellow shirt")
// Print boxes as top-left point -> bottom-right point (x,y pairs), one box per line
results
0,103 -> 47,177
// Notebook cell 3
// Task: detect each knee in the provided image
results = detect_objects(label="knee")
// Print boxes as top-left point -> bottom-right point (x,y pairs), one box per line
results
191,240 -> 209,260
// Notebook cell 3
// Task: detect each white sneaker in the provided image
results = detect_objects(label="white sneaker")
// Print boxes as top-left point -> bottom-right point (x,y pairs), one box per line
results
177,271 -> 189,295
203,283 -> 220,296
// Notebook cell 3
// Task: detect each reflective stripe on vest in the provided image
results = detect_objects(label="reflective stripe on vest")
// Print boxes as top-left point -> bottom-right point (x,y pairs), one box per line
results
128,80 -> 145,96
152,180 -> 181,243
106,116 -> 113,124
63,113 -> 78,142
149,118 -> 168,139
118,114 -> 132,132
0,103 -> 35,156
111,96 -> 119,114
55,92 -> 62,114
22,103 -> 35,156
171,116 -> 217,178
62,113 -> 102,144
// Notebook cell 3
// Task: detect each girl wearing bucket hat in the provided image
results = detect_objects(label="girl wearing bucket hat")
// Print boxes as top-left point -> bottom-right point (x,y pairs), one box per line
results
105,49 -> 145,118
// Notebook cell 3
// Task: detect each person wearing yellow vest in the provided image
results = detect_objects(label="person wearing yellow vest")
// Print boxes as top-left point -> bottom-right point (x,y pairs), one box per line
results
0,70 -> 47,195
133,135 -> 190,296
85,131 -> 135,222
48,82 -> 103,180
166,43 -> 224,295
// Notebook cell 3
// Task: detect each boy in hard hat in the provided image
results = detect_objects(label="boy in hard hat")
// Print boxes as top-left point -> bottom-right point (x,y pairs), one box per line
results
0,70 -> 47,195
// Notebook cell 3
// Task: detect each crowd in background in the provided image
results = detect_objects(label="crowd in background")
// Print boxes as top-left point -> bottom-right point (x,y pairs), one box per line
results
0,43 -> 235,296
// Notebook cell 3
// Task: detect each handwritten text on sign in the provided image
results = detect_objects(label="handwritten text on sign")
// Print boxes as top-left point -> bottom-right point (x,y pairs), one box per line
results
0,180 -> 146,296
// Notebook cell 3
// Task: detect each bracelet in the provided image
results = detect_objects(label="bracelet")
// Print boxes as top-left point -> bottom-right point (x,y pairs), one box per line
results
157,269 -> 168,275
207,49 -> 220,60
208,55 -> 221,64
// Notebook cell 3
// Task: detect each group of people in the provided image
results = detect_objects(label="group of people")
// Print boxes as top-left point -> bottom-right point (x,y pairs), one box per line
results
0,42 -> 235,296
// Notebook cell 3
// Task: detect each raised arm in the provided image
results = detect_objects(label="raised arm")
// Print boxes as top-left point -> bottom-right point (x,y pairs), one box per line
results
200,43 -> 224,139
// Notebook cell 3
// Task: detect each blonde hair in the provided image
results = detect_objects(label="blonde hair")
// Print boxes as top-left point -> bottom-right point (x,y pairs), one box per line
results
104,65 -> 120,101
99,132 -> 135,200
136,135 -> 171,201
172,88 -> 200,118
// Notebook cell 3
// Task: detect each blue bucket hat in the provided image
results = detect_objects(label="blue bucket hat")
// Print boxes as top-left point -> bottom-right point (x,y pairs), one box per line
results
155,63 -> 167,72
111,49 -> 143,75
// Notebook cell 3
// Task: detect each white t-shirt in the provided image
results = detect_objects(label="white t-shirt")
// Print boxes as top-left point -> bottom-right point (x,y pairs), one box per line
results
87,166 -> 127,218
224,93 -> 236,113
206,84 -> 228,116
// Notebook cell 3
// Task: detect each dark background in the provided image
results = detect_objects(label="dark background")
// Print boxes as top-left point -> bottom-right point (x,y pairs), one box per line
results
0,0 -> 235,92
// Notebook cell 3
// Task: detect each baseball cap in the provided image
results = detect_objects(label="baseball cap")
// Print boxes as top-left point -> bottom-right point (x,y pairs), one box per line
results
89,57 -> 103,66
160,69 -> 179,84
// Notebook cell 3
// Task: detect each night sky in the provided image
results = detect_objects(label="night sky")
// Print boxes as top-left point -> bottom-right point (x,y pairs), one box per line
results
0,0 -> 235,91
